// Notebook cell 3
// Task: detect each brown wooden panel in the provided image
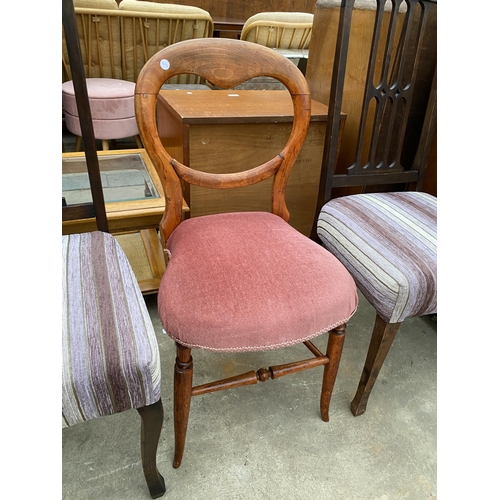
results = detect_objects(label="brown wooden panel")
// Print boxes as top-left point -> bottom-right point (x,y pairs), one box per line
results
140,0 -> 316,20
155,89 -> 335,236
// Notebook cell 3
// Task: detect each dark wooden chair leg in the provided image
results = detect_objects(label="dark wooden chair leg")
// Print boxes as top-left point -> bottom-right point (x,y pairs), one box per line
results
173,343 -> 193,469
350,315 -> 402,416
137,398 -> 166,499
320,323 -> 346,422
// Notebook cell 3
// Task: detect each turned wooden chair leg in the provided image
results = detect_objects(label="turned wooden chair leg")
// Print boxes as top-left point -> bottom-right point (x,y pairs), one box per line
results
137,398 -> 166,499
102,139 -> 110,150
173,343 -> 193,469
320,323 -> 346,422
135,134 -> 143,148
74,135 -> 82,152
351,315 -> 402,416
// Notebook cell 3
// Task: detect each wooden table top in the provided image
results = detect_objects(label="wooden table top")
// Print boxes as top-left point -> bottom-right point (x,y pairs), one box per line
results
158,89 -> 334,125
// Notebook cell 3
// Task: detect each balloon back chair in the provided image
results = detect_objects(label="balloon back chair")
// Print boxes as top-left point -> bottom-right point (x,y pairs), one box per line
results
62,0 -> 165,497
134,37 -> 358,468
313,0 -> 437,416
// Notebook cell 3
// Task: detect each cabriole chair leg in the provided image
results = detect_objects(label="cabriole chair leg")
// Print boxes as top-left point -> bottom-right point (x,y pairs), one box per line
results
137,398 -> 166,498
320,324 -> 346,422
173,343 -> 193,469
350,315 -> 401,416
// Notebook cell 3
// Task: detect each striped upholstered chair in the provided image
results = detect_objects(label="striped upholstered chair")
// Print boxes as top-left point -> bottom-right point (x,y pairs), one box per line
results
313,0 -> 437,416
62,232 -> 165,498
62,1 -> 165,496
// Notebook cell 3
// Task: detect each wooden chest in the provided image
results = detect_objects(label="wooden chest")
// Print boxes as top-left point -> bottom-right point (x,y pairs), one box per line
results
157,89 -> 342,236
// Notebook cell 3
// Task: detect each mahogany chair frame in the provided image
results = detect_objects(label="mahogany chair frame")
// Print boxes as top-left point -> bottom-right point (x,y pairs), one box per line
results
62,0 -> 165,496
135,38 -> 347,468
312,0 -> 437,416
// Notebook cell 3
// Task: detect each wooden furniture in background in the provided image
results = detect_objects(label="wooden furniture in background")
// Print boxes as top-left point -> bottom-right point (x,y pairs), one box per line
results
212,17 -> 245,38
306,0 -> 437,198
156,89 -> 344,237
240,11 -> 314,74
142,0 -> 317,20
63,148 -> 177,294
62,1 -> 214,83
63,149 -> 165,234
240,11 -> 313,50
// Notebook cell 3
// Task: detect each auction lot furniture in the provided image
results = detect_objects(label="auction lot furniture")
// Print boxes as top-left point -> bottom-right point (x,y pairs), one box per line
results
62,0 -> 214,84
156,89 -> 343,236
62,148 -> 169,294
306,0 -> 437,198
62,1 -> 165,496
315,0 -> 437,416
241,12 -> 313,51
135,37 -> 358,470
62,78 -> 142,151
141,0 -> 316,20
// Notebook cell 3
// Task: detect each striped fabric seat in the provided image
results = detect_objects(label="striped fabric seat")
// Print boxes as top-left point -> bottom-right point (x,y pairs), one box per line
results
317,192 -> 437,324
62,231 -> 161,427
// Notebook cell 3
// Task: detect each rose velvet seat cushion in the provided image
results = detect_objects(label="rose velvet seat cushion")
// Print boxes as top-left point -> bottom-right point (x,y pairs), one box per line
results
62,78 -> 139,140
158,211 -> 358,352
317,191 -> 437,324
62,231 -> 161,427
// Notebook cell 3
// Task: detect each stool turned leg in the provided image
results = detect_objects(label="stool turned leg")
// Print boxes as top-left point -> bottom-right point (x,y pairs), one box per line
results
350,315 -> 401,416
173,343 -> 193,469
135,135 -> 143,148
102,139 -> 110,151
74,136 -> 82,152
137,398 -> 166,499
320,324 -> 346,422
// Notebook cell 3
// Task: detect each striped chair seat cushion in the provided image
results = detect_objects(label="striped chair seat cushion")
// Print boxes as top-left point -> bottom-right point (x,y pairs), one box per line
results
317,192 -> 437,324
62,231 -> 161,427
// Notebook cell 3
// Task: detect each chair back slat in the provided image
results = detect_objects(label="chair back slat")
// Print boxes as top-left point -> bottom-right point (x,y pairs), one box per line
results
62,0 -> 108,232
313,0 -> 437,232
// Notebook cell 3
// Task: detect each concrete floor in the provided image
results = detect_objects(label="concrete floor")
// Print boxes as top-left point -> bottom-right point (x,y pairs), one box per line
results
62,290 -> 437,500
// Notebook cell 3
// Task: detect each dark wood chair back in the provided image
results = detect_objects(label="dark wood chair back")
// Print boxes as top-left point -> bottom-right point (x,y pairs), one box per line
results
313,0 -> 437,238
134,38 -> 311,252
62,0 -> 108,232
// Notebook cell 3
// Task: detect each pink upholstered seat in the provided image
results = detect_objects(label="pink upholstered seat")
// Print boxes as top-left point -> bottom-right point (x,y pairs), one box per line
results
62,78 -> 139,144
159,212 -> 357,352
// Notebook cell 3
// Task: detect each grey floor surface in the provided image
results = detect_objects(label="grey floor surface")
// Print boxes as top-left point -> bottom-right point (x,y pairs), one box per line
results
62,291 -> 437,500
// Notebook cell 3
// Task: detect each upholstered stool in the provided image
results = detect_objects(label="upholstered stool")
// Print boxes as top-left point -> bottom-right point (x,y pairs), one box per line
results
62,78 -> 142,151
62,231 -> 165,497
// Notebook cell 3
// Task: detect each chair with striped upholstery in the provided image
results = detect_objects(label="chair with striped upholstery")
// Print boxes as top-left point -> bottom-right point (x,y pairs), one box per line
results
313,0 -> 437,416
62,1 -> 165,497
62,232 -> 165,498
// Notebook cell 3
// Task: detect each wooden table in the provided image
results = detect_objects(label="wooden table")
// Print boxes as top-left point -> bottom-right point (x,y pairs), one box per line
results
156,89 -> 345,237
62,149 -> 167,294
